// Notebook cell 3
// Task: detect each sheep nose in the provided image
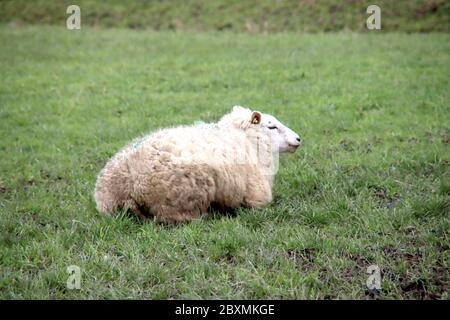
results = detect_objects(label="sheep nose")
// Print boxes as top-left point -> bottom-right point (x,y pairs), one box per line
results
296,137 -> 301,142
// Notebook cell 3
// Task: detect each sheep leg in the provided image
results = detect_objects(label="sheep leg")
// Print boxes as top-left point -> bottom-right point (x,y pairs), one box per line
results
124,199 -> 151,220
243,179 -> 273,208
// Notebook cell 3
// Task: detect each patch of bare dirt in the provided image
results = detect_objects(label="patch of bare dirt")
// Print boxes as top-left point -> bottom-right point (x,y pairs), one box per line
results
286,248 -> 317,272
369,186 -> 401,209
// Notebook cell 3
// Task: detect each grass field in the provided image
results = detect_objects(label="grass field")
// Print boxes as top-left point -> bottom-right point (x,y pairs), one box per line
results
0,25 -> 449,299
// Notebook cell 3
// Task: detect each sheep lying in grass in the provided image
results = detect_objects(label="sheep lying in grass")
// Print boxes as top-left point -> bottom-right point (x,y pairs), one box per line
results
94,106 -> 301,223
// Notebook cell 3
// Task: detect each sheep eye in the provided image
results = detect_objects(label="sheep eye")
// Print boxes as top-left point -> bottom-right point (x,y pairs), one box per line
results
268,126 -> 278,130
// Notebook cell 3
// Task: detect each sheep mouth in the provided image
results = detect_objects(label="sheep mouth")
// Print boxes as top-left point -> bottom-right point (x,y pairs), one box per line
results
287,143 -> 300,152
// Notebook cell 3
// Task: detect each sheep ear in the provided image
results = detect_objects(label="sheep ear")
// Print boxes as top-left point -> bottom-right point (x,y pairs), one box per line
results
251,111 -> 261,124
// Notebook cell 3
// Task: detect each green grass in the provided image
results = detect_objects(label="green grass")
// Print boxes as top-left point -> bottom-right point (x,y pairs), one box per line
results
0,25 -> 449,299
1,0 -> 449,32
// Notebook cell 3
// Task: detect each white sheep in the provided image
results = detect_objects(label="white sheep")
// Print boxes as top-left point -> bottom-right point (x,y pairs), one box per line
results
94,106 -> 301,223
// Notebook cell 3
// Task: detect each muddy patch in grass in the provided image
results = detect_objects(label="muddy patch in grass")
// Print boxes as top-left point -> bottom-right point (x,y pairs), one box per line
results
400,279 -> 440,300
382,246 -> 422,263
346,252 -> 372,267
369,186 -> 401,209
382,246 -> 448,299
218,252 -> 237,264
285,248 -> 317,272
